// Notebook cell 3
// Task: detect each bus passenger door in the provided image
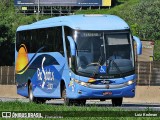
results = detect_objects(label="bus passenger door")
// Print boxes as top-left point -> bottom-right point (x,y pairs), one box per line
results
66,36 -> 77,96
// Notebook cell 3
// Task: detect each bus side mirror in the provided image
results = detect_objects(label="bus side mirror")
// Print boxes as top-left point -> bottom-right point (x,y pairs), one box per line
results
133,36 -> 142,55
67,36 -> 76,72
67,36 -> 76,56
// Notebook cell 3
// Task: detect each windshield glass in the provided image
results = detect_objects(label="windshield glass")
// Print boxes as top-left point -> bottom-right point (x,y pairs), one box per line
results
74,31 -> 134,78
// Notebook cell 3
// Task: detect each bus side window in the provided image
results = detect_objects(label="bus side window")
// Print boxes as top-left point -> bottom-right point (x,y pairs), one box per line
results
16,32 -> 20,51
26,30 -> 31,53
18,31 -> 29,51
55,27 -> 64,56
46,28 -> 54,52
38,29 -> 46,52
30,30 -> 37,53
19,31 -> 25,46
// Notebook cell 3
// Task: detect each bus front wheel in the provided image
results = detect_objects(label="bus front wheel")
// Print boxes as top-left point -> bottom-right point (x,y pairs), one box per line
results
62,85 -> 86,106
74,99 -> 86,106
111,98 -> 123,106
62,85 -> 73,105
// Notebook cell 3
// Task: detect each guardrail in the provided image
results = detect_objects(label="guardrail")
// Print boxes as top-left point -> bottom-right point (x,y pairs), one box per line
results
136,61 -> 160,86
0,62 -> 160,85
0,66 -> 15,85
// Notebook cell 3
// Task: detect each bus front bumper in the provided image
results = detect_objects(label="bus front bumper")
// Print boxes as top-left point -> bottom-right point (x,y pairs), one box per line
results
67,82 -> 136,99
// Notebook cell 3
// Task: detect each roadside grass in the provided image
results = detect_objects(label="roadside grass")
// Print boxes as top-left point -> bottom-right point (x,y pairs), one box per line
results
0,100 -> 116,111
0,101 -> 159,120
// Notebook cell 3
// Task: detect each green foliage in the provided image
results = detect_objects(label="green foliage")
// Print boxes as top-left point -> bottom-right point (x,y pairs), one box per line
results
0,0 -> 15,65
154,40 -> 160,61
0,0 -> 50,65
130,0 -> 160,40
0,0 -> 50,44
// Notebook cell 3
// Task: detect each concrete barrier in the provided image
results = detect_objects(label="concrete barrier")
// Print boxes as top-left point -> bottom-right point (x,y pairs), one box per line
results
124,86 -> 160,104
0,85 -> 160,103
0,85 -> 24,98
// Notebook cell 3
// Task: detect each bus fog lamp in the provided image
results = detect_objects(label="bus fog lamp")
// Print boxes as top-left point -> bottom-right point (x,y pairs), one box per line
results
78,90 -> 82,94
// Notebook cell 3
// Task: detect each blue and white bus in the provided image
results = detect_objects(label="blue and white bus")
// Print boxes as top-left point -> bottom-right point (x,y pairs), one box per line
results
15,15 -> 142,106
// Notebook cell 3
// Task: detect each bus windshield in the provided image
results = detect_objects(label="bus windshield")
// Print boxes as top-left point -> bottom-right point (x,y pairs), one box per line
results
74,31 -> 134,78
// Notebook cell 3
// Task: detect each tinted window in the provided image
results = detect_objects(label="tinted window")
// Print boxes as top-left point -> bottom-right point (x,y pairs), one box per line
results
16,27 -> 64,55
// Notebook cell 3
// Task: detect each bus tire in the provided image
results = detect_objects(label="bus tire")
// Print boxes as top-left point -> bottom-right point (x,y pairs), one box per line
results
28,82 -> 36,103
35,98 -> 46,104
28,82 -> 46,104
80,99 -> 86,106
74,99 -> 86,106
111,98 -> 123,106
62,85 -> 72,106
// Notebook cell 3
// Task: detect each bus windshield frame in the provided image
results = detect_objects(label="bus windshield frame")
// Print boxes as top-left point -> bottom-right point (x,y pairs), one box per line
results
72,30 -> 135,79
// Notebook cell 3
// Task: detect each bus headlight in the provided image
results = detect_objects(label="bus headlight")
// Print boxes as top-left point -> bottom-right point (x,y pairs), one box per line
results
74,79 -> 90,87
127,80 -> 135,85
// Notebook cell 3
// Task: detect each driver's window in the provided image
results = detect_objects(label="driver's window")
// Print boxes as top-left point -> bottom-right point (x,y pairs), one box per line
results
77,38 -> 92,66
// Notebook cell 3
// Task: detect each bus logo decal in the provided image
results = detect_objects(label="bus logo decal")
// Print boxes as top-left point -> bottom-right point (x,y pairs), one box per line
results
37,57 -> 54,88
16,44 -> 29,74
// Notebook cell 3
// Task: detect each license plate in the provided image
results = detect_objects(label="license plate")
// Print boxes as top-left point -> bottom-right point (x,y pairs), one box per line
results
103,91 -> 112,95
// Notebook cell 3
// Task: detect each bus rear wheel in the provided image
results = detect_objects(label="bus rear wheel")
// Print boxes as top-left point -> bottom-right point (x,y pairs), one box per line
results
28,82 -> 36,102
28,82 -> 46,104
111,98 -> 123,106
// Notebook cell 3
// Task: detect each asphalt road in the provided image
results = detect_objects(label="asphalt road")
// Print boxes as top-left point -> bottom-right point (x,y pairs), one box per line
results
0,97 -> 160,111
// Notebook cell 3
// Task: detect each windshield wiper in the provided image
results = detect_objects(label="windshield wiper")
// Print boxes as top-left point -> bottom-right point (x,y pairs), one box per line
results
108,59 -> 123,77
77,70 -> 92,76
91,45 -> 104,77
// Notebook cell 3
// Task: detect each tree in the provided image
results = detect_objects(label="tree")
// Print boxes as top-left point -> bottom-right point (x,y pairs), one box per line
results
0,0 -> 46,65
129,0 -> 160,40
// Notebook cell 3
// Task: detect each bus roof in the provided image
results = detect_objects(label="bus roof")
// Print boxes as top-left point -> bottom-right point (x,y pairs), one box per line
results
17,14 -> 130,31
